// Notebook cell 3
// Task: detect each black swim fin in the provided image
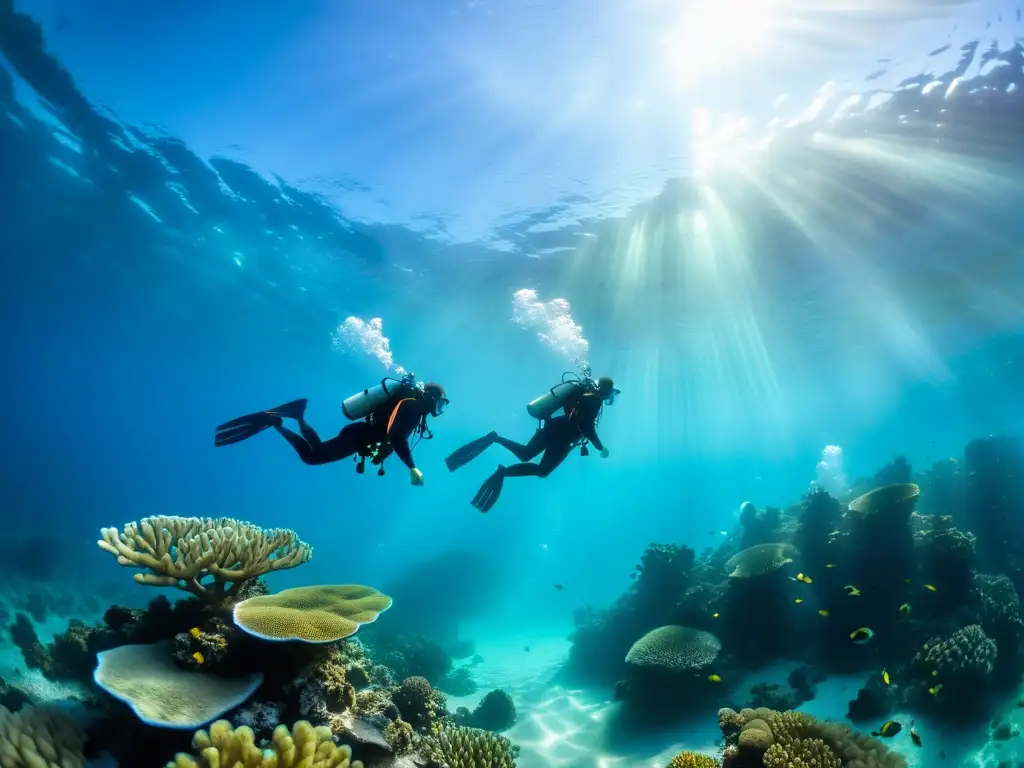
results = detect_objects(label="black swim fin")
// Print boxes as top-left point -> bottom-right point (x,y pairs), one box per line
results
471,466 -> 505,513
445,432 -> 497,472
215,398 -> 308,447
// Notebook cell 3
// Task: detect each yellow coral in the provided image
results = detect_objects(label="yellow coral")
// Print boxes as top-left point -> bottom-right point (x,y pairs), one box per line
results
167,719 -> 363,768
0,704 -> 86,768
666,750 -> 719,767
763,737 -> 840,768
98,516 -> 312,603
232,585 -> 392,643
737,719 -> 774,751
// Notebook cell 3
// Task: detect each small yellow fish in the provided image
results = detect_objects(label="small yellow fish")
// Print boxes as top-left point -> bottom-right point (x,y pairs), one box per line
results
850,627 -> 874,644
797,573 -> 813,584
923,584 -> 937,592
898,603 -> 911,617
795,598 -> 804,604
881,669 -> 890,685
189,627 -> 201,639
712,612 -> 719,619
818,609 -> 830,617
192,651 -> 205,665
844,585 -> 861,597
708,674 -> 723,683
929,684 -> 943,696
931,670 -> 938,677
826,564 -> 836,568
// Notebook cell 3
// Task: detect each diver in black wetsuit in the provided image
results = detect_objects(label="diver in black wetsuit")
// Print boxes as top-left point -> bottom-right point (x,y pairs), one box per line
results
445,375 -> 618,512
215,380 -> 448,487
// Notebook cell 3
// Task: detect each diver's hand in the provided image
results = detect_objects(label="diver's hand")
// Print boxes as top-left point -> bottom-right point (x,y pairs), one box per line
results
410,467 -> 425,486
600,447 -> 610,459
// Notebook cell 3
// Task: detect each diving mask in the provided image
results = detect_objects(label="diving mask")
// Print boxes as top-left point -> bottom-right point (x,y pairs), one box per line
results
605,388 -> 621,406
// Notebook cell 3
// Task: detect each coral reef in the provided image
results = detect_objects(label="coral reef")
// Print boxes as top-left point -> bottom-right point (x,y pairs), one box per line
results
666,752 -> 720,768
0,704 -> 86,768
718,706 -> 906,768
391,676 -> 443,733
167,719 -> 363,768
97,516 -> 312,605
724,543 -> 798,579
232,585 -> 392,643
463,689 -> 516,733
418,725 -> 520,768
738,502 -> 783,549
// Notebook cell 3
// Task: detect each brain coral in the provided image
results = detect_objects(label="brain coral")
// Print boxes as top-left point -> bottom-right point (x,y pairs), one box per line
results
232,584 -> 392,643
167,718 -> 362,768
0,704 -> 86,768
725,543 -> 799,578
93,641 -> 263,728
625,625 -> 722,670
847,483 -> 920,518
922,624 -> 997,677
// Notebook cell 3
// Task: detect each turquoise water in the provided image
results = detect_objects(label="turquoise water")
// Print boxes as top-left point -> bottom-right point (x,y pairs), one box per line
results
2,2 -> 1024,767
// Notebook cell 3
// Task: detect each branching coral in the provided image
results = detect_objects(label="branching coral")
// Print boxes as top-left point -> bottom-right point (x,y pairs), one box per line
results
666,751 -> 719,768
625,626 -> 722,671
98,516 -> 312,605
0,704 -> 86,768
418,726 -> 520,768
167,719 -> 362,768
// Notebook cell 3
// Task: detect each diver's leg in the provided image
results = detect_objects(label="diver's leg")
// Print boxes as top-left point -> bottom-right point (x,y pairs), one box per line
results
494,428 -> 547,462
275,421 -> 369,465
501,436 -> 573,479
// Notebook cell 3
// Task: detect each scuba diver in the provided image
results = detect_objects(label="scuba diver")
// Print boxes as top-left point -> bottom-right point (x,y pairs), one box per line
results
445,369 -> 620,512
214,373 -> 448,486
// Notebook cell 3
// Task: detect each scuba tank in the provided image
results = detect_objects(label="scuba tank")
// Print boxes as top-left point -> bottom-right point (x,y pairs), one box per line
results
341,373 -> 416,421
527,371 -> 596,421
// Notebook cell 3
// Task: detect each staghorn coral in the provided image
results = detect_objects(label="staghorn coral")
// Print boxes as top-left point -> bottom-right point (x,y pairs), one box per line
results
625,626 -> 721,671
418,725 -> 520,768
920,624 -> 997,678
98,516 -> 312,605
233,585 -> 392,643
0,704 -> 86,768
167,718 -> 362,767
666,751 -> 719,768
93,641 -> 263,728
725,543 -> 798,579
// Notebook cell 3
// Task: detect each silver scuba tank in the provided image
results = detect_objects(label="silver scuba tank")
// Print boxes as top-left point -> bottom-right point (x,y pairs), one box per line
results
526,381 -> 581,421
342,377 -> 408,421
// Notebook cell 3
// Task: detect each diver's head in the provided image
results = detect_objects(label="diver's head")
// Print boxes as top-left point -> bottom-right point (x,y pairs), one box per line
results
422,382 -> 449,417
596,376 -> 620,405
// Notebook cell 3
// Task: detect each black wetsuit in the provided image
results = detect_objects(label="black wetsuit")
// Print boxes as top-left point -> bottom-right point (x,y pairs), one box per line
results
276,395 -> 427,469
496,390 -> 605,478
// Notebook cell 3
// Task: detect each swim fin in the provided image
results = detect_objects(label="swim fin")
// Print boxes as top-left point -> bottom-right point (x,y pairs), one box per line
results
215,398 -> 308,447
471,466 -> 505,513
445,431 -> 498,472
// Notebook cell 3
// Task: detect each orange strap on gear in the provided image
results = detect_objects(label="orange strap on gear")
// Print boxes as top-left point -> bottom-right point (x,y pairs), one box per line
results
387,397 -> 414,434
